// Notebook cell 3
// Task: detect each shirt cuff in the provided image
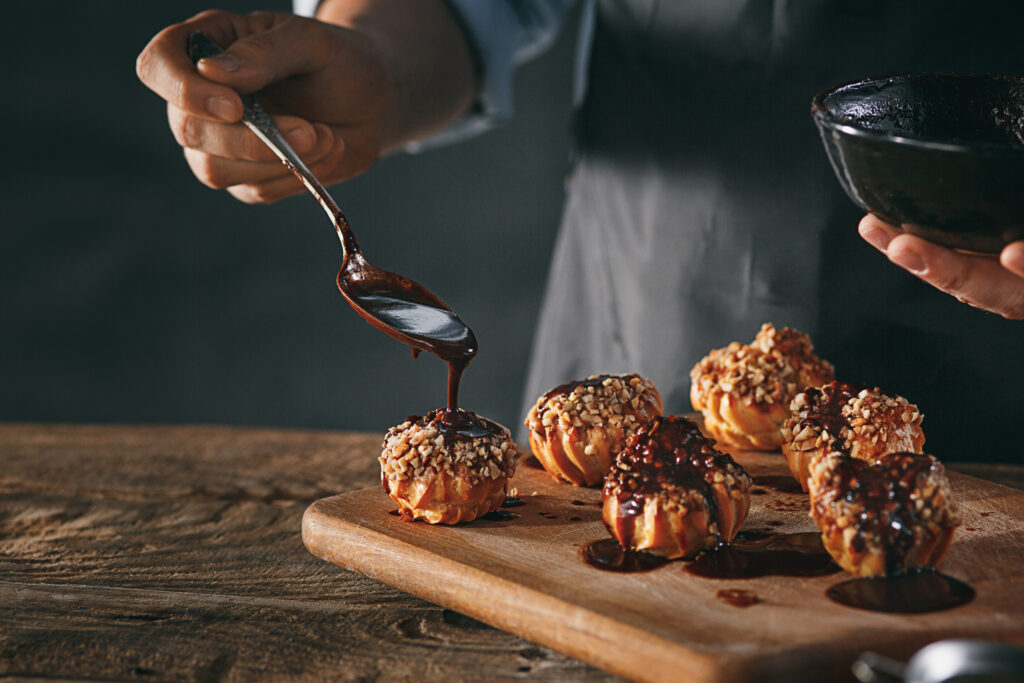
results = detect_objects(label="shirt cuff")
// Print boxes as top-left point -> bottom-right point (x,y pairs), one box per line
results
293,0 -> 572,151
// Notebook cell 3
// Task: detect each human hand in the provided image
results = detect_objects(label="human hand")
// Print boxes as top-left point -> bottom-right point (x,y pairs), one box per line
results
137,10 -> 398,203
858,214 -> 1024,319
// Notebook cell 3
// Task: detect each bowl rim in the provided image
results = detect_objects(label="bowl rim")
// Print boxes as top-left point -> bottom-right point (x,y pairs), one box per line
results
810,72 -> 1024,157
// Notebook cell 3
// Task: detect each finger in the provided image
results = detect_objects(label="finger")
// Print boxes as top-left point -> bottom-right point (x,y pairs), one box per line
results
228,134 -> 347,204
185,123 -> 337,189
194,15 -> 336,95
858,214 -> 901,253
887,234 -> 1024,318
168,104 -> 318,161
137,9 -> 257,121
1000,241 -> 1024,279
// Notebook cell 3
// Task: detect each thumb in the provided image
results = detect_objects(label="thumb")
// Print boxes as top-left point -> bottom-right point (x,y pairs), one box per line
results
197,16 -> 334,95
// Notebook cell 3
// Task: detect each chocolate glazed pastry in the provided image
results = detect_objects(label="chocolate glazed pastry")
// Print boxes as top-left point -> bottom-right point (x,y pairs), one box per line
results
380,409 -> 519,524
781,382 -> 925,491
601,416 -> 751,559
690,324 -> 835,451
808,452 -> 960,577
525,374 -> 663,486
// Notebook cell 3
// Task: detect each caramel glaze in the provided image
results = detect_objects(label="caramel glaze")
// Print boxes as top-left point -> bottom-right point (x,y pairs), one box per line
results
603,416 -> 745,550
792,381 -> 876,455
814,452 -> 944,575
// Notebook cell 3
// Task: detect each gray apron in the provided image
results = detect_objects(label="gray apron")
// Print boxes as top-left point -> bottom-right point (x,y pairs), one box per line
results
520,0 -> 1024,460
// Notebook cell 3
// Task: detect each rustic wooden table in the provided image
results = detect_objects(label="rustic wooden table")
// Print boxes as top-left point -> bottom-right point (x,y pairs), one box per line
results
1,424 -> 1021,682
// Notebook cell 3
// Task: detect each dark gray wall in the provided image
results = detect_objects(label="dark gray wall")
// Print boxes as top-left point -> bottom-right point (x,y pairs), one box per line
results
1,2 -> 578,433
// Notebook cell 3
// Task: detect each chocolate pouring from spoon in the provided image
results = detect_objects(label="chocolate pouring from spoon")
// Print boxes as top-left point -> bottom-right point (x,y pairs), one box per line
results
186,32 -> 477,412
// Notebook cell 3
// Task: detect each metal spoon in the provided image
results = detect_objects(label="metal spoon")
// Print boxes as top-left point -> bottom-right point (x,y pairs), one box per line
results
186,32 -> 477,409
854,639 -> 1024,683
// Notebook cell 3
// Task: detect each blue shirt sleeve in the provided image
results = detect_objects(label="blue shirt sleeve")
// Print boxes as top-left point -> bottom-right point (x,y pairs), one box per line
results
294,0 -> 580,151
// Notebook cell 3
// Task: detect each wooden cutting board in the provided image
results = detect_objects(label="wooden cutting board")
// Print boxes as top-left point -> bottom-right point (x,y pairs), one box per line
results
302,449 -> 1024,683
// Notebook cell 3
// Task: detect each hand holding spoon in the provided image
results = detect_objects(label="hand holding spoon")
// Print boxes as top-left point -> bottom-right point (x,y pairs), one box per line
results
187,32 -> 477,411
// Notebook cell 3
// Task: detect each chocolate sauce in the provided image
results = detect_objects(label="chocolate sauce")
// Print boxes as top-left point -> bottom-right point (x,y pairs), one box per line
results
347,288 -> 477,410
570,500 -> 589,506
813,453 -> 945,575
716,589 -> 761,608
684,532 -> 840,579
480,509 -> 520,521
795,382 -> 871,451
604,416 -> 746,550
581,539 -> 671,573
749,488 -> 768,496
411,407 -> 508,443
540,374 -> 620,403
753,475 -> 805,495
827,569 -> 975,613
502,497 -> 525,508
569,516 -> 582,522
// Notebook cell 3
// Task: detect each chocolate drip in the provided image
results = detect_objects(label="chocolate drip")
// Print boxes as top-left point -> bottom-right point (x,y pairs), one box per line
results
347,288 -> 477,410
795,381 -> 872,454
405,408 -> 507,444
540,374 -> 620,403
716,589 -> 761,608
581,539 -> 671,573
827,569 -> 975,613
816,452 -> 944,574
603,416 -> 746,548
685,532 -> 841,578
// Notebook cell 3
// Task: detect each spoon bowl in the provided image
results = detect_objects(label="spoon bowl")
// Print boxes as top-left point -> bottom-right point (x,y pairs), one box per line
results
187,32 -> 477,408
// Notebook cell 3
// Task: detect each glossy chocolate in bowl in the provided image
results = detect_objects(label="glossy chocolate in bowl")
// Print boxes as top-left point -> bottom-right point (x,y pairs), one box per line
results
811,73 -> 1024,253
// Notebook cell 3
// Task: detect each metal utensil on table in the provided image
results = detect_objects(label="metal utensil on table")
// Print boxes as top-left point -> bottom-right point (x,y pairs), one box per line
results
185,32 -> 476,381
853,639 -> 1024,683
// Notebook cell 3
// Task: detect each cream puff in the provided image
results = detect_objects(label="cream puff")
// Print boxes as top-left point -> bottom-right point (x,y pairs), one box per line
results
525,374 -> 663,486
808,451 -> 960,577
782,381 -> 925,491
602,415 -> 751,559
380,409 -> 519,524
690,323 -> 835,451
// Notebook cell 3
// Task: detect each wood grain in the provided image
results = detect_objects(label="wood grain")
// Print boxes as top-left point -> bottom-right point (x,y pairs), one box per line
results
303,452 -> 1024,683
0,424 -> 619,682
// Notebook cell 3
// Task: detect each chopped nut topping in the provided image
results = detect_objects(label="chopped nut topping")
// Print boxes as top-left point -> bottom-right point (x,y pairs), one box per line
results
380,411 -> 518,485
691,323 -> 834,408
525,373 -> 661,441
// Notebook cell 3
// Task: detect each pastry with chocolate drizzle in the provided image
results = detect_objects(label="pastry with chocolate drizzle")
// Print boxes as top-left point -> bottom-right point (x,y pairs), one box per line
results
380,409 -> 519,524
525,374 -> 663,486
781,381 -> 925,491
808,451 -> 960,577
602,415 -> 751,559
690,323 -> 834,451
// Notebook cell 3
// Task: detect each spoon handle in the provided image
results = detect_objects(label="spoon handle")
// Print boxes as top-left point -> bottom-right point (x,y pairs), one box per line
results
185,32 -> 360,259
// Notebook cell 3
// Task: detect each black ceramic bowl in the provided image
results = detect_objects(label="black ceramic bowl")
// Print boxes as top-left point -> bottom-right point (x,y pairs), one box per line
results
812,73 -> 1024,253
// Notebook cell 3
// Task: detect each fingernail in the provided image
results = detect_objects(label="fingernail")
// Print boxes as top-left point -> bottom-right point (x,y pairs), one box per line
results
861,225 -> 893,253
890,247 -> 926,274
206,96 -> 239,121
285,128 -> 313,152
200,54 -> 240,72
1003,246 -> 1024,274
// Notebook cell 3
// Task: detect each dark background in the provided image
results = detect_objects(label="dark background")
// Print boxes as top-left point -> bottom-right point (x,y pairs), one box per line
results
2,2 -> 579,434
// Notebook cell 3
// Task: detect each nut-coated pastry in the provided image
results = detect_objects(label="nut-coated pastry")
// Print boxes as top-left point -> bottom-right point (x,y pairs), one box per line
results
808,452 -> 960,577
602,415 -> 751,559
781,381 -> 925,491
690,323 -> 835,451
380,409 -> 519,524
525,374 -> 663,486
